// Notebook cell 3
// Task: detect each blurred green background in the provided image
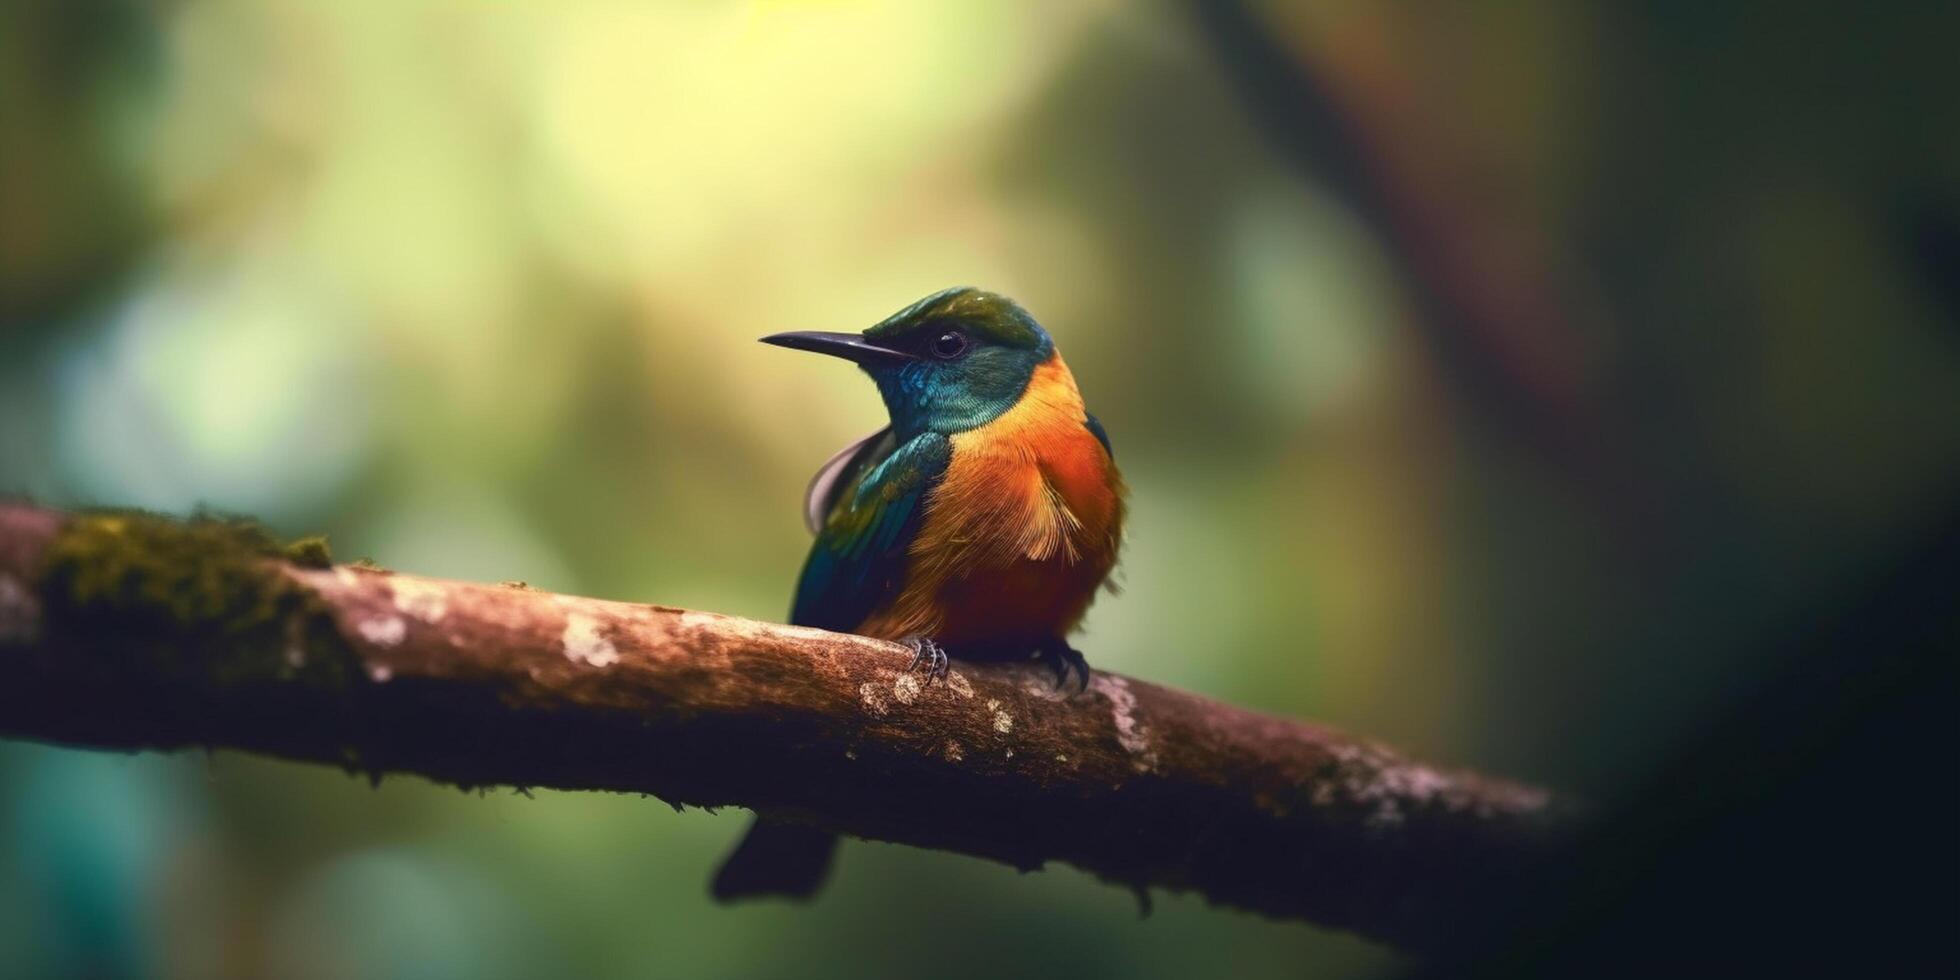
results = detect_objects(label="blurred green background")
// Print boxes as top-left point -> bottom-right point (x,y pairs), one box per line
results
3,2 -> 1956,978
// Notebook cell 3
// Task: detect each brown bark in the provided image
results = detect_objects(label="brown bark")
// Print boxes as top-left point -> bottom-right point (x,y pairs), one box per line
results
0,502 -> 1571,952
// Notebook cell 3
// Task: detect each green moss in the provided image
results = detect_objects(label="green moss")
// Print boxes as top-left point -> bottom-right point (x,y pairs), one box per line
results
37,509 -> 355,694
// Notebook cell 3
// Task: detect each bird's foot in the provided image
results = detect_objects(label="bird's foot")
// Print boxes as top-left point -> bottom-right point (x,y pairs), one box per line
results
1036,640 -> 1092,695
903,636 -> 950,685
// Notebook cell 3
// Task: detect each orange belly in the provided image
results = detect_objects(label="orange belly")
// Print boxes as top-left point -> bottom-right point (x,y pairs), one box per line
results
924,548 -> 1115,651
855,353 -> 1125,651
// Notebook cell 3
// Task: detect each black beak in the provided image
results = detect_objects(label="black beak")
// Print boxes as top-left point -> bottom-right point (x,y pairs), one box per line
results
759,331 -> 915,365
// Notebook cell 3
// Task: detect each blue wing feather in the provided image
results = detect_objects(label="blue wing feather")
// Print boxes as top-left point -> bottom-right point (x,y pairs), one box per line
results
790,432 -> 951,632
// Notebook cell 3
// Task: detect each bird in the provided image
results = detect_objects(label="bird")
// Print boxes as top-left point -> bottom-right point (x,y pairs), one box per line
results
711,286 -> 1127,902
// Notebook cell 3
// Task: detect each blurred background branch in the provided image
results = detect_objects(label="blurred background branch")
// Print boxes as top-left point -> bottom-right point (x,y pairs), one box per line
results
0,502 -> 1568,954
1190,0 -> 1651,544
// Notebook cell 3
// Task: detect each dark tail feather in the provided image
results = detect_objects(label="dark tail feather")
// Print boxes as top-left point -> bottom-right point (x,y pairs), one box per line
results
711,818 -> 840,902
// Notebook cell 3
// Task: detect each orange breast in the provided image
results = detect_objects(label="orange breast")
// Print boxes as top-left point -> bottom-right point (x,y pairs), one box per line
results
856,353 -> 1126,650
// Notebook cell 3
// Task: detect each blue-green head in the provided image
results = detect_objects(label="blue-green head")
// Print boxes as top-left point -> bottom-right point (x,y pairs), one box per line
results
762,287 -> 1054,439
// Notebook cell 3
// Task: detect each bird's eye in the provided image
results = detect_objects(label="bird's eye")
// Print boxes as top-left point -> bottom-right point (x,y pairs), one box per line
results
930,331 -> 969,359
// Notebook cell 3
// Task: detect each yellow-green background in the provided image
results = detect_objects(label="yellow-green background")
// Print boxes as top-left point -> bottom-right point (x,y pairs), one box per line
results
3,2 -> 1956,978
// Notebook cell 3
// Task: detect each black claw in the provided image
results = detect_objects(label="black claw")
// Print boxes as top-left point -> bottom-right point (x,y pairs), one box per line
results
1040,640 -> 1093,696
1068,651 -> 1092,695
903,636 -> 949,686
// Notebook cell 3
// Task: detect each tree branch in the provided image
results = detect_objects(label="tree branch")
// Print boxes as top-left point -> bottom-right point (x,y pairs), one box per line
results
0,502 -> 1571,952
1189,1 -> 1661,548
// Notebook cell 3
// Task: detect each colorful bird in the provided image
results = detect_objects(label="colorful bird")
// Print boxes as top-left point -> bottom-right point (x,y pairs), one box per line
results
711,287 -> 1127,901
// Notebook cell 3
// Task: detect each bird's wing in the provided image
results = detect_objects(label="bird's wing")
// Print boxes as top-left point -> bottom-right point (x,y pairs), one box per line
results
790,431 -> 951,632
802,427 -> 893,535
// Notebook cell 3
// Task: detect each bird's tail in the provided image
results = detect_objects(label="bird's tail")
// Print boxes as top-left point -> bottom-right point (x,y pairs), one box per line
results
710,818 -> 840,902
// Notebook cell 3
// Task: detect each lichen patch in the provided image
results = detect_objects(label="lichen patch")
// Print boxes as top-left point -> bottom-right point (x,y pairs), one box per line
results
858,681 -> 890,716
986,699 -> 1014,734
1309,741 -> 1476,830
357,615 -> 407,648
1387,765 -> 1451,805
892,672 -> 922,705
1091,675 -> 1159,772
1357,757 -> 1460,829
943,740 -> 964,762
561,611 -> 620,667
389,578 -> 449,623
944,671 -> 974,699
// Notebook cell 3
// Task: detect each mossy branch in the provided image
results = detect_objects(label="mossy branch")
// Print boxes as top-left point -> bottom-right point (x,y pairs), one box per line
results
0,502 -> 1572,953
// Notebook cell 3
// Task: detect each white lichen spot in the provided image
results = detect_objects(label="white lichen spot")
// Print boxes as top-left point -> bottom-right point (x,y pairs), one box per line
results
1393,765 -> 1451,805
1004,748 -> 1015,760
1308,740 -> 1477,831
987,697 -> 1019,736
1356,764 -> 1461,829
1055,753 -> 1068,763
943,740 -> 964,762
390,578 -> 449,623
859,681 -> 890,716
368,664 -> 393,683
357,615 -> 407,648
561,612 -> 620,667
844,748 -> 858,760
1091,675 -> 1159,772
992,705 -> 1014,734
944,671 -> 974,699
892,672 -> 922,705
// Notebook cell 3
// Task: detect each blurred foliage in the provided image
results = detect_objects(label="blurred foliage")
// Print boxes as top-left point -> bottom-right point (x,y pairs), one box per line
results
2,2 -> 1956,978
